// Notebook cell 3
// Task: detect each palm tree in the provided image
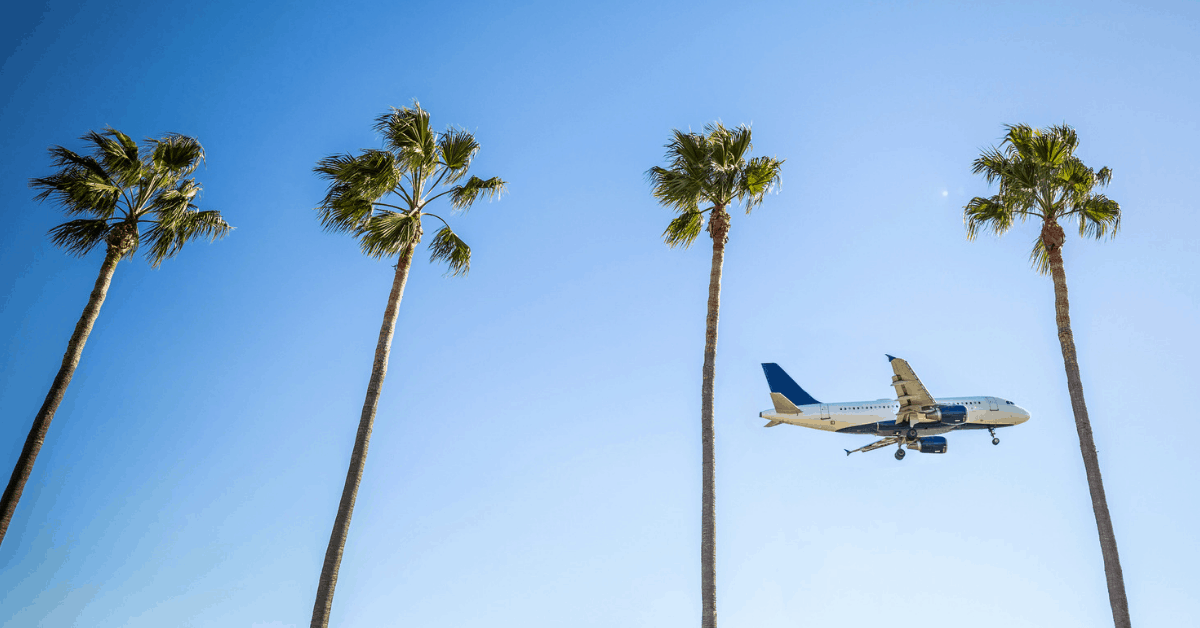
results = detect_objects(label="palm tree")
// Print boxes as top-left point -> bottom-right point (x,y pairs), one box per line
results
1,128 -> 230,548
965,123 -> 1129,628
647,123 -> 783,628
309,101 -> 505,628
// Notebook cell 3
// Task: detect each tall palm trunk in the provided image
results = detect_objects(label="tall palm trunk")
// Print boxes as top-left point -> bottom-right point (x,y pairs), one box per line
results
310,244 -> 415,628
0,243 -> 123,547
1043,222 -> 1131,628
700,207 -> 729,628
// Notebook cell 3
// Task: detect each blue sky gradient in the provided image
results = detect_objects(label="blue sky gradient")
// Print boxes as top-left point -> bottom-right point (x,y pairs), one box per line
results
2,1 -> 1198,626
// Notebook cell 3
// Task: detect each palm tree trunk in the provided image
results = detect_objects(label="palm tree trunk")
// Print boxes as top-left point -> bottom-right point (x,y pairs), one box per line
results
310,244 -> 415,628
1043,223 -> 1131,628
0,244 -> 122,547
700,207 -> 729,628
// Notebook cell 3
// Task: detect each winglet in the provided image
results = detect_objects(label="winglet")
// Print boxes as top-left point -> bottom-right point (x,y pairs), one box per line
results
844,449 -> 852,456
886,354 -> 898,362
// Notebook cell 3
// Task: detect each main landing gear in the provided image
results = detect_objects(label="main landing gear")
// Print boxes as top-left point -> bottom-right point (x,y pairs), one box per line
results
906,427 -> 918,439
894,448 -> 906,461
988,426 -> 1000,446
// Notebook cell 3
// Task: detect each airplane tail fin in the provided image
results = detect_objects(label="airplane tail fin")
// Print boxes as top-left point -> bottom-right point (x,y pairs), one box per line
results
761,363 -> 820,405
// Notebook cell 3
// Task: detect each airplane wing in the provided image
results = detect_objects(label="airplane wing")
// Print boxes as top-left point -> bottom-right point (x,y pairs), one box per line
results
887,355 -> 937,424
845,436 -> 900,456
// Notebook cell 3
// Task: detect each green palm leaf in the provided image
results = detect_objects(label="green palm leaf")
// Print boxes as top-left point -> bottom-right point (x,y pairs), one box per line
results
150,133 -> 205,176
85,129 -> 144,187
450,176 -> 506,210
662,209 -> 704,248
47,219 -> 112,256
358,211 -> 422,259
428,225 -> 471,275
437,128 -> 479,183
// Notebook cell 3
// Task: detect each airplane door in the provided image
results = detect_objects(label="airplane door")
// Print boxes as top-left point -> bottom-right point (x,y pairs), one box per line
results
820,404 -> 830,419
987,397 -> 999,411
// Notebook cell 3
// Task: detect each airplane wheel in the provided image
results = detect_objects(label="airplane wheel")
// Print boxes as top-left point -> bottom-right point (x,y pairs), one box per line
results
992,437 -> 1000,446
895,449 -> 906,460
906,428 -> 917,439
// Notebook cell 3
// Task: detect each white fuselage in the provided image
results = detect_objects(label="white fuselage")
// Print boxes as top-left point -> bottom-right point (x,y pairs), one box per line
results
760,396 -> 1030,435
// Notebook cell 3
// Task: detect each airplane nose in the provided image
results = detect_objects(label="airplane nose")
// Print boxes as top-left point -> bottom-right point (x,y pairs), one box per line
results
1015,406 -> 1031,424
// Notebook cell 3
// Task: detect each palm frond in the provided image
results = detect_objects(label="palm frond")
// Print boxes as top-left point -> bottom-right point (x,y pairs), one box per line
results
142,179 -> 230,265
150,133 -> 205,176
450,176 -> 506,210
45,146 -> 113,184
437,127 -> 479,183
970,146 -> 1010,185
1075,194 -> 1121,240
646,166 -> 702,212
358,211 -> 422,259
964,195 -> 1023,240
707,123 -> 752,169
86,128 -> 143,186
30,168 -> 121,218
427,225 -> 471,276
662,209 -> 704,249
374,102 -> 437,171
318,192 -> 376,234
47,218 -> 112,256
738,156 -> 784,213
144,210 -> 232,266
1002,124 -> 1036,161
315,150 -> 402,232
664,130 -> 710,175
315,150 -> 401,200
1029,236 -> 1051,275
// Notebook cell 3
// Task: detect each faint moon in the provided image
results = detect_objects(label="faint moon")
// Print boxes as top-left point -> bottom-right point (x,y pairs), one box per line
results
941,190 -> 949,197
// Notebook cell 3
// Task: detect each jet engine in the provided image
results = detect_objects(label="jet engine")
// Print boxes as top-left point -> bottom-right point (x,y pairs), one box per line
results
917,436 -> 948,454
924,404 -> 967,425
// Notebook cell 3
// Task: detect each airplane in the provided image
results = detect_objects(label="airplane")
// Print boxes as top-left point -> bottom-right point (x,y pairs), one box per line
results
758,355 -> 1030,460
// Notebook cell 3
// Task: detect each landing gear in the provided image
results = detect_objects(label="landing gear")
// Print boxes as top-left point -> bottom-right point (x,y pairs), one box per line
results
894,448 -> 906,460
906,428 -> 918,439
988,427 -> 999,446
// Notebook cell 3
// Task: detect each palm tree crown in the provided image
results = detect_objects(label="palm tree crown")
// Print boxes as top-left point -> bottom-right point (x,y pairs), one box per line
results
647,122 -> 783,247
31,128 -> 230,264
315,101 -> 506,273
965,123 -> 1119,271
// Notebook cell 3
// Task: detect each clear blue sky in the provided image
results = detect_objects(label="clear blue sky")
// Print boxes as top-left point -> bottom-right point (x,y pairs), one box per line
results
2,1 -> 1197,626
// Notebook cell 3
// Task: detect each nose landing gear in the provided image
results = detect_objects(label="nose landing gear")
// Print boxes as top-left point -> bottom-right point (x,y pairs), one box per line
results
988,426 -> 999,446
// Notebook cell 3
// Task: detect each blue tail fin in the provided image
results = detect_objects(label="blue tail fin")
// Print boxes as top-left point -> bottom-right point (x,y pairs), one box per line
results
761,363 -> 820,405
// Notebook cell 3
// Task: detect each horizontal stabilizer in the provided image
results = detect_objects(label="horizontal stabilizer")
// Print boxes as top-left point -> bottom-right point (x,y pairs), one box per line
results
764,420 -> 783,428
770,392 -> 801,414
